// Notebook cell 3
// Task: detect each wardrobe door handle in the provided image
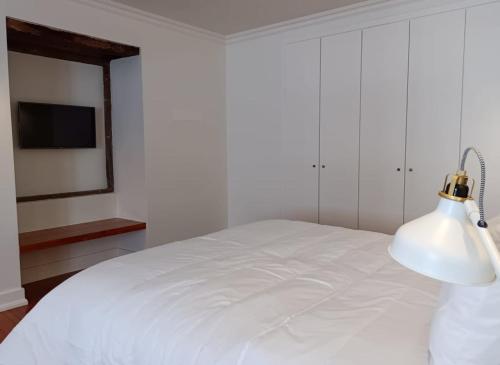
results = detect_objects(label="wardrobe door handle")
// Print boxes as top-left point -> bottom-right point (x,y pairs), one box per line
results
396,168 -> 401,171
321,165 -> 326,169
312,164 -> 317,168
409,168 -> 413,172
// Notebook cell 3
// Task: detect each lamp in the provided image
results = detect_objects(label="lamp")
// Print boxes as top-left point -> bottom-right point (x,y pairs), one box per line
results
389,147 -> 500,285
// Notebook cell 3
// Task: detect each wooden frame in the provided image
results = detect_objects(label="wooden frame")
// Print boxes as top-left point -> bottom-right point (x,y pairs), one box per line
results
16,64 -> 115,202
6,18 -> 140,202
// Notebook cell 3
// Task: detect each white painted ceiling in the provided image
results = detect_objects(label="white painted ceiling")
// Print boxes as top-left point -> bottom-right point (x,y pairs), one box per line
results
112,0 -> 370,35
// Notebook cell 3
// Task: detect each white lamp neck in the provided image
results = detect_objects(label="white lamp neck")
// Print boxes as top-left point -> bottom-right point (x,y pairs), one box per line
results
436,198 -> 467,220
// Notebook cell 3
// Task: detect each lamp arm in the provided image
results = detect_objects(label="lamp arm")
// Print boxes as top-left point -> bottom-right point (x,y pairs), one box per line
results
460,147 -> 487,226
465,199 -> 500,277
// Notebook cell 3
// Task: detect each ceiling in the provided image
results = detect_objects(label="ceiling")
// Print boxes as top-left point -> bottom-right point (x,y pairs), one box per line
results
112,0 -> 370,35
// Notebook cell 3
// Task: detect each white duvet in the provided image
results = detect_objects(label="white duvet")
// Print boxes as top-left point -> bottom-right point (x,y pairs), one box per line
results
0,220 -> 439,365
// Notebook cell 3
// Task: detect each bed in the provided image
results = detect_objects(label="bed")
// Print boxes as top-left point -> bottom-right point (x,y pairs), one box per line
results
0,220 -> 439,365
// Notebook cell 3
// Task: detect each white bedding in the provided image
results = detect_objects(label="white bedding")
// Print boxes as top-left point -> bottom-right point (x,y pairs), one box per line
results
0,220 -> 439,365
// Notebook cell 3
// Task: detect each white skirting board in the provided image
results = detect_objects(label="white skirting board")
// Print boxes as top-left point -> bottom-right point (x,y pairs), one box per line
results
0,287 -> 27,312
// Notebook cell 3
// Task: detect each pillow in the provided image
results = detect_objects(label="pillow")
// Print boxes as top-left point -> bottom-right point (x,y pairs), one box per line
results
429,281 -> 500,365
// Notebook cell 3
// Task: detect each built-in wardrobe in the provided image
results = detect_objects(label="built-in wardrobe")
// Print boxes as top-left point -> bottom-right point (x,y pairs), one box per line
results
281,3 -> 500,234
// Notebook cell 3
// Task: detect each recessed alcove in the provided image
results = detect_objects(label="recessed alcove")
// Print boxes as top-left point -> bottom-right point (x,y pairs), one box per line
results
6,18 -> 147,284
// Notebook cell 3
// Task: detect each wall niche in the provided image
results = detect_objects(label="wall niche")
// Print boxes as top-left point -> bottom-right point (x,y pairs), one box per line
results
6,18 -> 140,202
7,18 -> 147,285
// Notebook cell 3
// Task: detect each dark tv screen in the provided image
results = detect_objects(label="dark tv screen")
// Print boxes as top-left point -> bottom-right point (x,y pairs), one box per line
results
18,102 -> 96,149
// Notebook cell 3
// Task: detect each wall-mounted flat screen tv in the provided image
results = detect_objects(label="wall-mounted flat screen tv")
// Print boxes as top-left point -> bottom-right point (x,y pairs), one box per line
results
18,102 -> 96,149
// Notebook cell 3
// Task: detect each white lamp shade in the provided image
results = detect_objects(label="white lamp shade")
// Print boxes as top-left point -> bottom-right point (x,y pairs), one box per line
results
389,198 -> 495,285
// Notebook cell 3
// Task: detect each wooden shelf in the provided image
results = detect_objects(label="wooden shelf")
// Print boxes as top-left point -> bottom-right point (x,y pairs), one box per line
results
19,218 -> 146,254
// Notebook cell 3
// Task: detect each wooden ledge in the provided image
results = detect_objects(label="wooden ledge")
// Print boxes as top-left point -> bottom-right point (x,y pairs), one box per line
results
19,218 -> 146,254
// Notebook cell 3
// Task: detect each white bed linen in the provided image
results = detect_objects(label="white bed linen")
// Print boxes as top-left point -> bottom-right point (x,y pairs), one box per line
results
0,220 -> 439,365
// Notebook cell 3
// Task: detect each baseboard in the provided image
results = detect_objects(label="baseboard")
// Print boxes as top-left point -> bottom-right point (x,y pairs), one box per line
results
0,287 -> 28,312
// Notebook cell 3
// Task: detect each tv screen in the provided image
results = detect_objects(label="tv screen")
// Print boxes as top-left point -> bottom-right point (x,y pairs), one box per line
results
18,102 -> 96,149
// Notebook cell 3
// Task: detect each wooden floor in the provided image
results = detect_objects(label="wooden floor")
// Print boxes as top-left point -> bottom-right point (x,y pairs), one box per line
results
0,271 -> 78,343
0,305 -> 31,343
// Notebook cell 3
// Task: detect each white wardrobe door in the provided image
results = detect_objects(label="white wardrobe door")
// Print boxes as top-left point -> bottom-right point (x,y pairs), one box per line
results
282,39 -> 320,223
319,31 -> 361,229
404,9 -> 465,222
462,3 -> 500,218
359,21 -> 409,234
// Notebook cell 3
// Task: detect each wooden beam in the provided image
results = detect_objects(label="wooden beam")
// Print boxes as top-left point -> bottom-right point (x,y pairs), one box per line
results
6,18 -> 140,65
7,40 -> 106,65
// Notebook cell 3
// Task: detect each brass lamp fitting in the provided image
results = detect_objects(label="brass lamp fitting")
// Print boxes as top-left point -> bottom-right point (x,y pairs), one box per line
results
438,169 -> 475,202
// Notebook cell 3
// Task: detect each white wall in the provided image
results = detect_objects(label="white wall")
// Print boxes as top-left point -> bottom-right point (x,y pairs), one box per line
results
227,34 -> 285,226
143,37 -> 227,245
0,0 -> 227,310
9,52 -> 108,198
111,56 -> 147,224
0,14 -> 26,311
16,194 -> 116,232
